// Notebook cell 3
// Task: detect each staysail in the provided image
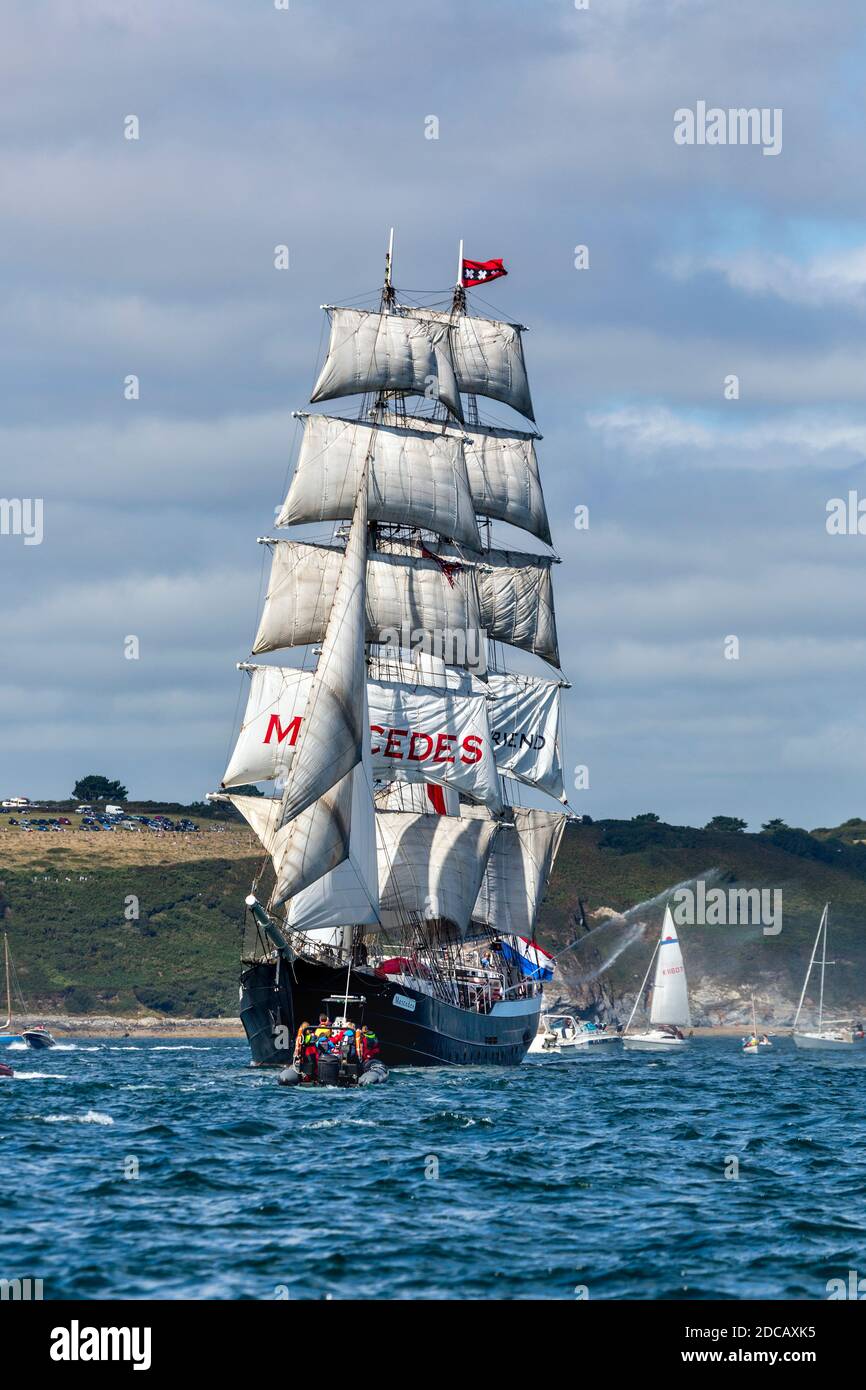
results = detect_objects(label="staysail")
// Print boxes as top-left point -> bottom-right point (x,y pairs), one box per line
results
273,475 -> 369,828
649,907 -> 691,1027
227,746 -> 379,931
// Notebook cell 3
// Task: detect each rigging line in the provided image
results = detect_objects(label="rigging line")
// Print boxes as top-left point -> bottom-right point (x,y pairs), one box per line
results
329,285 -> 388,307
466,288 -> 522,321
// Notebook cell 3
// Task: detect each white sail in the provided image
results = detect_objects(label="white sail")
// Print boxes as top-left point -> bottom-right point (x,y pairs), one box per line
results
471,807 -> 566,936
222,665 -> 499,806
226,792 -> 289,861
649,907 -> 691,1027
411,309 -> 534,421
252,541 -> 483,670
367,646 -> 482,694
367,678 -> 501,809
228,755 -> 379,933
376,811 -> 499,934
488,672 -> 565,800
285,745 -> 379,935
276,479 -> 368,827
374,780 -> 461,816
221,665 -> 313,788
459,425 -> 548,541
279,414 -> 481,549
384,414 -> 550,543
272,769 -> 354,908
432,544 -> 560,668
310,308 -> 463,421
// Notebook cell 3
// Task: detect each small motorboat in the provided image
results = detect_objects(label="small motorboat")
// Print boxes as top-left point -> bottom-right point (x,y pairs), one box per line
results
277,994 -> 389,1088
0,1061 -> 13,1078
528,1012 -> 620,1054
22,1026 -> 56,1050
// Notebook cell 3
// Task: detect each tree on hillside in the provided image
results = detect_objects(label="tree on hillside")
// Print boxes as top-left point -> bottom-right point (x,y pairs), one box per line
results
72,774 -> 128,803
705,815 -> 747,833
761,818 -> 789,832
631,812 -> 660,824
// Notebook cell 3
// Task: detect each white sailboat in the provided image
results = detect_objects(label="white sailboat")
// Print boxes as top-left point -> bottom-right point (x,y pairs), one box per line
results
0,933 -> 55,1049
792,904 -> 866,1052
622,906 -> 690,1051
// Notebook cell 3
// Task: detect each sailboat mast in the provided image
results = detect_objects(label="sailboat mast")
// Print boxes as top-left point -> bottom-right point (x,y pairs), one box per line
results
792,903 -> 827,1030
2,933 -> 11,1030
818,904 -> 828,1033
383,226 -> 395,308
624,938 -> 659,1035
452,238 -> 466,314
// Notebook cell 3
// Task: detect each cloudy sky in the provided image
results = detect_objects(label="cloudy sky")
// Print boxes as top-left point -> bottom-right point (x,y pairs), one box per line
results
2,0 -> 866,829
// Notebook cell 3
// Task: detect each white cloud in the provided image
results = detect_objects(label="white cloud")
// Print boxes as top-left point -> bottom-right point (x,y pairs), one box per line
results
667,245 -> 866,309
586,405 -> 866,466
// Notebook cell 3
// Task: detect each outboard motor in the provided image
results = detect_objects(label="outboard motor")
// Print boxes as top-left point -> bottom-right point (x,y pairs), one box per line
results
357,1061 -> 388,1086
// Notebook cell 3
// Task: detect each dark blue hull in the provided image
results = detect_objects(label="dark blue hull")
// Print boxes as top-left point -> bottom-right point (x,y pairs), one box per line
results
240,957 -> 540,1068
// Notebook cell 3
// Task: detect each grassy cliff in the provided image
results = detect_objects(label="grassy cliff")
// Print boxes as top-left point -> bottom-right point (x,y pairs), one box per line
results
0,829 -> 264,1017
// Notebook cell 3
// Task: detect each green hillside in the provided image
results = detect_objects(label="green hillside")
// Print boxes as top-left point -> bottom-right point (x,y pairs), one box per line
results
539,819 -> 866,1025
1,817 -> 865,1023
0,830 -> 263,1017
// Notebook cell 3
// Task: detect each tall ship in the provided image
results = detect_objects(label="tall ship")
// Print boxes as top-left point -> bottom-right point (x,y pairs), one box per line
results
212,236 -> 571,1067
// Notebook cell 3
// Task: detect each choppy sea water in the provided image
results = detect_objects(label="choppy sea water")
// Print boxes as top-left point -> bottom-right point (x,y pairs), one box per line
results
2,1037 -> 865,1300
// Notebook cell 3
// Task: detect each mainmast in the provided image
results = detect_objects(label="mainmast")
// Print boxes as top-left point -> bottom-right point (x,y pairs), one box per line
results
452,237 -> 466,314
383,226 -> 395,310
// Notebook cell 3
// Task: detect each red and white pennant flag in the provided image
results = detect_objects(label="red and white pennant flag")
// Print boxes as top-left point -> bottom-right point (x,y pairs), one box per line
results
461,257 -> 508,288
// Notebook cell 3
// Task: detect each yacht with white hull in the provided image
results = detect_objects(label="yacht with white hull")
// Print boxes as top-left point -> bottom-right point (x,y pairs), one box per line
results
792,904 -> 865,1052
622,907 -> 690,1052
